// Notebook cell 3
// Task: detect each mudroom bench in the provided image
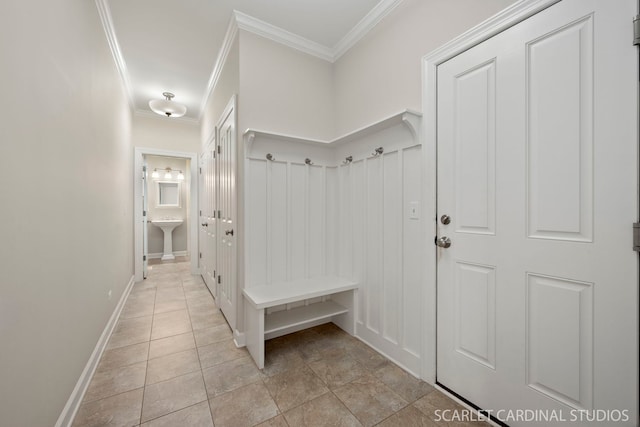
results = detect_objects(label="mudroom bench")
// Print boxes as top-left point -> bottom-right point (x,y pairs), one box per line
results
243,276 -> 358,369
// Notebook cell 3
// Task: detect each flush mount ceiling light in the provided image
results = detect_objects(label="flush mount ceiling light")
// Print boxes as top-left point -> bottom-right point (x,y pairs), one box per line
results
148,92 -> 187,118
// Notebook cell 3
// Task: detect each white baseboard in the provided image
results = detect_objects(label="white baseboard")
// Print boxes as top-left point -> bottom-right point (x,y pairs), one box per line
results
148,250 -> 188,259
55,275 -> 136,427
233,330 -> 246,347
355,323 -> 421,379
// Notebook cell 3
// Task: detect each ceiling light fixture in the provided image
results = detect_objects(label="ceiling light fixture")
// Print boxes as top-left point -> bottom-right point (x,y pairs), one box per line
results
148,92 -> 187,118
150,167 -> 185,180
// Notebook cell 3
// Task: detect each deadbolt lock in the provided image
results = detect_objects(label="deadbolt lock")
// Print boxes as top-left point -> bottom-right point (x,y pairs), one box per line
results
441,214 -> 451,225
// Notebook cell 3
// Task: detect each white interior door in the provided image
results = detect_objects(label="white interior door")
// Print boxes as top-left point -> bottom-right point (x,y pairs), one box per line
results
199,146 -> 217,296
436,0 -> 638,425
217,99 -> 237,330
142,161 -> 149,279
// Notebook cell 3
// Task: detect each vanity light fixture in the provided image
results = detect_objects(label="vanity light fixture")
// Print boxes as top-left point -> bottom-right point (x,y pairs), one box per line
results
150,167 -> 185,180
148,92 -> 187,118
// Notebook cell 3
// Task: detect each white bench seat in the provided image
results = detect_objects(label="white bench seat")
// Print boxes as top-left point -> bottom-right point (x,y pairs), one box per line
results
243,276 -> 358,369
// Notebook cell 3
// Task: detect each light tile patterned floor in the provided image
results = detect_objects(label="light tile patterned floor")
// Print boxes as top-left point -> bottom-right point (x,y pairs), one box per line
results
72,261 -> 489,427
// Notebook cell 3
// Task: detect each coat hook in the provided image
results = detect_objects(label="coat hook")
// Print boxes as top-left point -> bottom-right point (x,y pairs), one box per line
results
305,158 -> 313,165
343,155 -> 353,165
372,147 -> 384,156
266,153 -> 275,161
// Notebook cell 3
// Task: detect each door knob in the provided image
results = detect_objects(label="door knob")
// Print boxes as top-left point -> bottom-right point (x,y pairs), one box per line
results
201,223 -> 208,227
225,229 -> 234,236
436,236 -> 451,248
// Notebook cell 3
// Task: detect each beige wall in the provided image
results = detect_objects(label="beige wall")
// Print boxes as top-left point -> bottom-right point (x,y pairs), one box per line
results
0,1 -> 134,426
239,30 -> 334,140
201,35 -> 240,147
132,114 -> 200,153
203,0 -> 515,141
333,0 -> 516,136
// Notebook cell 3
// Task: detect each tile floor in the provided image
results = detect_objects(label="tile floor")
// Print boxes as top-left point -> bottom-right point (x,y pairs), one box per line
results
72,261 -> 489,427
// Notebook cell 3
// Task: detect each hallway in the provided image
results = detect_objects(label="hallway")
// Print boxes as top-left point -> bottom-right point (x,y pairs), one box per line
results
71,262 -> 484,427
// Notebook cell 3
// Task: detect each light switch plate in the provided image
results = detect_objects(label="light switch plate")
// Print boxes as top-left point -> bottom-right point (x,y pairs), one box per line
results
409,201 -> 420,219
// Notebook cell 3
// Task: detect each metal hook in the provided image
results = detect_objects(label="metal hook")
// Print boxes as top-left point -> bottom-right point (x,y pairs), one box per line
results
305,158 -> 313,165
266,153 -> 275,161
372,147 -> 384,156
343,156 -> 353,165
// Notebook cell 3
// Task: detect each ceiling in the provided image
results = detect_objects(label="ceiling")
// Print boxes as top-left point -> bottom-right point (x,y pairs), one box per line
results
104,0 -> 390,121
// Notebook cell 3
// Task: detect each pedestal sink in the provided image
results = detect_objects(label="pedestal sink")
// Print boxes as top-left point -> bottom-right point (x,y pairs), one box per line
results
151,219 -> 183,261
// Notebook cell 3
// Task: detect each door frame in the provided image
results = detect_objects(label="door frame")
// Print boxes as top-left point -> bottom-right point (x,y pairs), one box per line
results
134,147 -> 199,282
420,0 -> 564,383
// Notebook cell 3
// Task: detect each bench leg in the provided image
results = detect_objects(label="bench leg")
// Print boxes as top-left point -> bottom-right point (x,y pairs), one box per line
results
331,289 -> 356,335
244,300 -> 265,369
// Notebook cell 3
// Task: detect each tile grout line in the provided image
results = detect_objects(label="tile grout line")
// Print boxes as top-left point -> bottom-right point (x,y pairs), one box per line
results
138,275 -> 158,426
182,274 -> 217,425
138,263 -> 212,425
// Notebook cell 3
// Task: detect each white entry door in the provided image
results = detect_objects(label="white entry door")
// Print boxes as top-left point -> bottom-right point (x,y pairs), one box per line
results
216,98 -> 237,330
436,0 -> 638,425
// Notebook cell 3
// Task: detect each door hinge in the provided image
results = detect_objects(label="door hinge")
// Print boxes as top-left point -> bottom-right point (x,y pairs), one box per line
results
633,223 -> 640,251
217,145 -> 221,154
218,210 -> 221,218
634,15 -> 640,45
199,252 -> 202,259
143,255 -> 146,261
143,210 -> 146,216
199,167 -> 202,174
218,275 -> 221,284
199,210 -> 202,216
213,270 -> 216,277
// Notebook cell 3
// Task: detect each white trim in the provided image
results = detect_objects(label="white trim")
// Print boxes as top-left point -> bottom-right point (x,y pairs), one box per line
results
199,17 -> 239,120
134,147 -> 199,282
233,330 -> 246,347
95,0 -> 135,110
147,250 -> 188,260
55,275 -> 135,427
243,109 -> 422,147
332,0 -> 404,61
420,0 -> 561,383
234,11 -> 334,62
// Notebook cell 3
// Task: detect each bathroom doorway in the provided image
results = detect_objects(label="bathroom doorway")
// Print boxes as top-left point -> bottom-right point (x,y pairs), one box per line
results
134,147 -> 199,282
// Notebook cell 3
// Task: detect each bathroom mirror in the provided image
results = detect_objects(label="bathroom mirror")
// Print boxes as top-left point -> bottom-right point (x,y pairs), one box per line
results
157,181 -> 181,207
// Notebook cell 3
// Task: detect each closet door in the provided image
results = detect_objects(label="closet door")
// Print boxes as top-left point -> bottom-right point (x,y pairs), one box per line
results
199,143 -> 217,296
142,162 -> 149,279
436,0 -> 638,425
216,97 -> 237,330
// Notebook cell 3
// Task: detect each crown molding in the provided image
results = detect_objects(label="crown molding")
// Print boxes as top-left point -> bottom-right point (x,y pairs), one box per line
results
99,0 -> 405,121
199,16 -> 239,120
234,11 -> 334,62
332,0 -> 404,61
95,0 -> 135,110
